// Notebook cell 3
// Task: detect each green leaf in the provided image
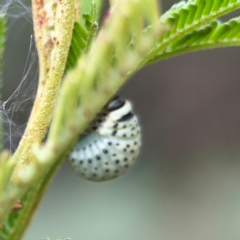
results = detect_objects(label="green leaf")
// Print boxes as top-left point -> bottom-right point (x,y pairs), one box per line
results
149,17 -> 240,61
51,0 -> 164,141
147,0 -> 240,64
0,1 -> 164,239
0,151 -> 16,240
65,3 -> 99,73
79,0 -> 103,25
0,210 -> 21,240
65,22 -> 88,72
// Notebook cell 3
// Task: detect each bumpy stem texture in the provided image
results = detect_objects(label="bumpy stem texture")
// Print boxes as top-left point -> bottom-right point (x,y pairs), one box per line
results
0,0 -> 76,234
13,0 -> 76,171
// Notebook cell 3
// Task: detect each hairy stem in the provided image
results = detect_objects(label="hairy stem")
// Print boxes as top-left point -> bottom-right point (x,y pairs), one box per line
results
13,0 -> 76,170
0,0 -> 76,234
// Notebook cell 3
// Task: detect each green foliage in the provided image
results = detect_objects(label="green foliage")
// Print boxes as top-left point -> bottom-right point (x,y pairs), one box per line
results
0,1 -> 163,239
0,17 -> 12,240
79,0 -> 103,24
65,2 -> 98,72
65,22 -> 89,72
147,0 -> 240,63
0,151 -> 17,240
152,17 -> 240,60
0,211 -> 21,240
49,0 -> 162,143
3,0 -> 240,239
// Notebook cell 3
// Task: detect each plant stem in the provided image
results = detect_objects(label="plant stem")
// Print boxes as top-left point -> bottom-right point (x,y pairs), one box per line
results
0,0 -> 76,235
13,0 -> 76,173
8,154 -> 65,240
147,40 -> 240,63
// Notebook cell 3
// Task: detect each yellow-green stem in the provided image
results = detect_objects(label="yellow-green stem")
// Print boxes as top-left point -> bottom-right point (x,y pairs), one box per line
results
13,0 -> 76,172
0,0 -> 76,231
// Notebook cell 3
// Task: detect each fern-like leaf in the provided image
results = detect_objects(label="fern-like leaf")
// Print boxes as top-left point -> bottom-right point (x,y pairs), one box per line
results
149,17 -> 240,61
65,22 -> 89,72
147,0 -> 240,63
65,3 -> 98,72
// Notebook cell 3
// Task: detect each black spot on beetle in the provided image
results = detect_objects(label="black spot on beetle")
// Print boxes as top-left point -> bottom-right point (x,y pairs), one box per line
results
118,112 -> 134,122
103,149 -> 108,154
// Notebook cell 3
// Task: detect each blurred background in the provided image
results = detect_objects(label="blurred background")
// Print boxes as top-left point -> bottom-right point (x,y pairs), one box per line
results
3,0 -> 240,239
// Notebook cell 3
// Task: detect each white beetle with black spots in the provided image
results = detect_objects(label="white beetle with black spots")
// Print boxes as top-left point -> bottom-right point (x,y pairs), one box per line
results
67,97 -> 142,182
